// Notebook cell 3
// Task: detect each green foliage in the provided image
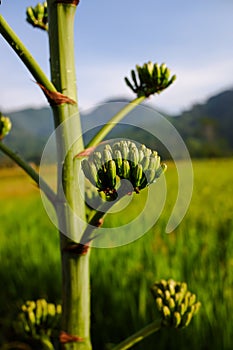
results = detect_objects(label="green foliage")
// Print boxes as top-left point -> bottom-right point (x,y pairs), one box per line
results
0,159 -> 232,349
0,193 -> 61,343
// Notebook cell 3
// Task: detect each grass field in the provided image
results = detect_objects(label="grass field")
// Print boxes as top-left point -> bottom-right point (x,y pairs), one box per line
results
0,159 -> 232,349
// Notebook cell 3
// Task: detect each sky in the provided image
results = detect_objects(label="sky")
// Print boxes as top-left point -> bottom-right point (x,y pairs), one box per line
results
0,0 -> 233,114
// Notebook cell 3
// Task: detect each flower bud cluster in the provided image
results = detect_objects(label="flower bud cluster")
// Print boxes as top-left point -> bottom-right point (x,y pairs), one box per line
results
81,141 -> 167,199
151,279 -> 201,328
14,299 -> 61,339
26,1 -> 48,31
125,61 -> 176,98
0,115 -> 12,140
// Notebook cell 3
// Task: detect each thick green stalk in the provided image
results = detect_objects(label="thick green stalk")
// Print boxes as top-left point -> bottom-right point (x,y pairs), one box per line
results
47,1 -> 91,350
0,141 -> 56,204
0,15 -> 56,95
111,319 -> 161,350
41,337 -> 55,350
86,96 -> 146,149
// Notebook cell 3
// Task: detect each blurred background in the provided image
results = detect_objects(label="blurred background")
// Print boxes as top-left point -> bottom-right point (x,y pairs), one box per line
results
0,1 -> 233,349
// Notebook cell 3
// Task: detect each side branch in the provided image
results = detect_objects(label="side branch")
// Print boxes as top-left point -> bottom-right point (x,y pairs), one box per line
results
0,141 -> 57,204
81,183 -> 131,245
111,319 -> 161,350
86,96 -> 146,149
0,15 -> 56,98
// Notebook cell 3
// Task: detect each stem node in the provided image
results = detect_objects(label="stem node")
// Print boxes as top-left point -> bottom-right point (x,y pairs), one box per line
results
60,331 -> 84,344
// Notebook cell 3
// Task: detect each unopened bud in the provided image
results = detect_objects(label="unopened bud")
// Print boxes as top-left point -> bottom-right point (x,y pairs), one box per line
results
0,115 -> 12,139
151,279 -> 201,329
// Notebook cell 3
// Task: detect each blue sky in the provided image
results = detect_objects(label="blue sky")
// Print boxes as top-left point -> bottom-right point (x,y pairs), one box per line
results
0,0 -> 233,114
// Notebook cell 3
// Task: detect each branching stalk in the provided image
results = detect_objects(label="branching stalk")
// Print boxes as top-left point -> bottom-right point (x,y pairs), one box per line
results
111,319 -> 162,350
0,15 -> 56,96
81,184 -> 131,245
86,96 -> 146,149
0,141 -> 57,204
41,337 -> 55,350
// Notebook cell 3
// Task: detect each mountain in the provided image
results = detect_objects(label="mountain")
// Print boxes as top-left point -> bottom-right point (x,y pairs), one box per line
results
0,107 -> 54,164
170,89 -> 233,157
1,88 -> 233,164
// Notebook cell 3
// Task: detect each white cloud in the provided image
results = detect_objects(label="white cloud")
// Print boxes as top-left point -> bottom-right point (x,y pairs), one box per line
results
1,58 -> 232,115
153,58 -> 233,114
77,58 -> 233,115
76,62 -> 132,110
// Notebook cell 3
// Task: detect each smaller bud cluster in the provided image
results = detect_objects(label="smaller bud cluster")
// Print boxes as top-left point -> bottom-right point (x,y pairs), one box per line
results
82,141 -> 167,200
151,279 -> 201,328
14,299 -> 61,339
85,181 -> 105,209
125,61 -> 176,98
0,115 -> 12,140
26,1 -> 48,31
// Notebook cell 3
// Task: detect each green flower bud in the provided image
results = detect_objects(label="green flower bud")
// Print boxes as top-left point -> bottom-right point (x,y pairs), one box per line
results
15,299 -> 61,340
106,160 -> 117,189
172,311 -> 182,328
184,291 -> 192,310
167,279 -> 176,296
119,141 -> 129,160
147,61 -> 154,76
92,151 -> 102,170
154,163 -> 167,181
193,301 -> 201,314
155,297 -> 163,312
178,302 -> 187,316
144,168 -> 156,184
114,150 -> 123,171
125,61 -> 176,97
163,305 -> 171,318
188,293 -> 197,306
121,160 -> 131,179
131,163 -> 143,191
128,147 -> 139,167
151,279 -> 201,329
154,287 -> 164,298
81,141 -> 166,196
168,297 -> 176,311
104,144 -> 113,153
82,159 -> 98,187
140,156 -> 150,172
0,115 -> 12,139
26,1 -> 48,31
180,311 -> 193,328
164,290 -> 171,301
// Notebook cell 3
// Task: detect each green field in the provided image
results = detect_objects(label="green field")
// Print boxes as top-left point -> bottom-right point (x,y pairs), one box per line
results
0,159 -> 233,349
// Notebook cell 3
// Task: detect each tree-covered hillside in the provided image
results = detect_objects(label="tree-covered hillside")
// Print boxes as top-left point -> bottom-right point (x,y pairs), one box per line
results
1,88 -> 233,164
171,89 -> 233,157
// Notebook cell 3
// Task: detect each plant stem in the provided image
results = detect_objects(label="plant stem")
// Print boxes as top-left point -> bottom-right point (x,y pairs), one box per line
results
0,15 -> 56,96
86,96 -> 146,149
41,337 -> 55,350
0,141 -> 57,204
111,319 -> 162,350
47,1 -> 91,349
81,184 -> 131,245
